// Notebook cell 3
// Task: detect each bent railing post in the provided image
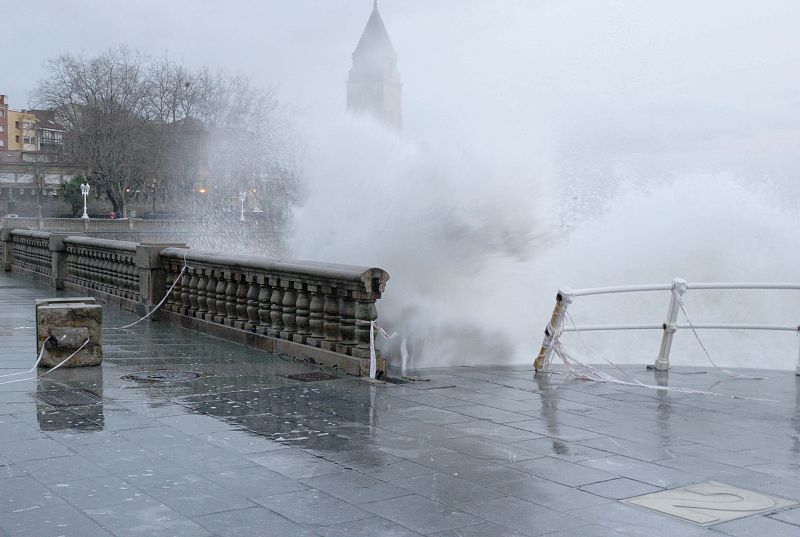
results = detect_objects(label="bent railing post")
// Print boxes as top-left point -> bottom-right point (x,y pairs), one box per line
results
534,287 -> 574,372
654,277 -> 688,371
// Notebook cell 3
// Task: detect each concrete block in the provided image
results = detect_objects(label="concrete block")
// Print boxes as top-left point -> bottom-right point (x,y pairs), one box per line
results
36,298 -> 102,367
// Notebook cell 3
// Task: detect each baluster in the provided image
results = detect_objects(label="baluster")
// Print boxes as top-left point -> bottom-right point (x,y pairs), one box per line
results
80,248 -> 89,287
257,276 -> 271,335
306,285 -> 324,347
280,284 -> 297,340
268,278 -> 284,337
321,288 -> 342,351
103,251 -> 112,291
235,277 -> 249,329
214,273 -> 228,324
353,298 -> 378,358
111,253 -> 122,295
118,255 -> 128,296
337,293 -> 357,355
100,252 -> 111,292
196,270 -> 208,318
224,273 -> 238,326
293,285 -> 310,344
187,269 -> 200,315
128,259 -> 139,299
86,249 -> 95,289
86,249 -> 96,289
246,276 -> 261,331
66,250 -> 74,285
180,269 -> 192,314
165,262 -> 179,311
205,271 -> 218,321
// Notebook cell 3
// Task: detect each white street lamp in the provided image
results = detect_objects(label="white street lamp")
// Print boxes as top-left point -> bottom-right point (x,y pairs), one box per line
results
80,182 -> 90,219
239,191 -> 246,221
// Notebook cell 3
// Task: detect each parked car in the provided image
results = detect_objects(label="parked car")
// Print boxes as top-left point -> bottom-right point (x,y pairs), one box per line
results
2,214 -> 19,218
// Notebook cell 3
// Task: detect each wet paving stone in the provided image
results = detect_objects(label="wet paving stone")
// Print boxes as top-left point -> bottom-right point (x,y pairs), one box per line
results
2,271 -> 800,535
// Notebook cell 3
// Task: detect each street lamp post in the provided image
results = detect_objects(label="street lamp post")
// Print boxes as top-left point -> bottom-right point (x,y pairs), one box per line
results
239,191 -> 246,221
80,182 -> 90,219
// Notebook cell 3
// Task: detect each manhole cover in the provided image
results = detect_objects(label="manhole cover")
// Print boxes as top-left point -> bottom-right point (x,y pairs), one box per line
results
286,372 -> 338,382
624,481 -> 798,526
121,370 -> 202,383
32,389 -> 103,407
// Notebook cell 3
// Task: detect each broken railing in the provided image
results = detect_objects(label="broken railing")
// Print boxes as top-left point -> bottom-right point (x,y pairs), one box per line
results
1,227 -> 390,376
535,278 -> 800,376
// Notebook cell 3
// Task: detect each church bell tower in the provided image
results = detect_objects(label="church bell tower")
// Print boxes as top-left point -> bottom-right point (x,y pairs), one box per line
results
347,1 -> 402,129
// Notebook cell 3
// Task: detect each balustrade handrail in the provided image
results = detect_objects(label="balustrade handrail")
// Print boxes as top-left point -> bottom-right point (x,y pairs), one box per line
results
10,229 -> 52,241
63,235 -> 138,252
160,248 -> 389,293
534,278 -> 800,376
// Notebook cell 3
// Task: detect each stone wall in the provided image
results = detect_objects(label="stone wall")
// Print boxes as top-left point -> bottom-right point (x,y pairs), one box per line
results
1,227 -> 389,377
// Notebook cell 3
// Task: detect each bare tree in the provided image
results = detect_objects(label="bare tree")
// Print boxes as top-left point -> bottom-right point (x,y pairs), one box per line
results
33,47 -> 301,234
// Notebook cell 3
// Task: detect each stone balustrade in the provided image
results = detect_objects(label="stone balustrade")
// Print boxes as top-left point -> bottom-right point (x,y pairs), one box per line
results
7,229 -> 53,278
160,249 -> 389,364
0,227 -> 390,376
64,237 -> 141,303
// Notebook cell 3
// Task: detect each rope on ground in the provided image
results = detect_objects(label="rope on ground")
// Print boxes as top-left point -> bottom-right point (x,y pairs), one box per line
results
549,338 -> 777,403
0,338 -> 90,386
674,292 -> 768,380
0,336 -> 50,378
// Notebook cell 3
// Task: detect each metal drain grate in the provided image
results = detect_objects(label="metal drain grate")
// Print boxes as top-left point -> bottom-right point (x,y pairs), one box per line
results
121,370 -> 202,383
385,376 -> 411,384
33,389 -> 103,407
286,372 -> 338,382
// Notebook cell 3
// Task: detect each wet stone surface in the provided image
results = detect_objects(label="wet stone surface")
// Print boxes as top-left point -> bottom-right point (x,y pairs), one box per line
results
1,270 -> 800,536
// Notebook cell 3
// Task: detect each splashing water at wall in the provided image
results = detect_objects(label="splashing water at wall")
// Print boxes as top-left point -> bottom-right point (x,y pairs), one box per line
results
283,1 -> 800,372
287,111 -> 800,372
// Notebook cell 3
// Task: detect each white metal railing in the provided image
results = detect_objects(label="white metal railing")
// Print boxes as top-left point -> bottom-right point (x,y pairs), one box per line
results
534,278 -> 800,376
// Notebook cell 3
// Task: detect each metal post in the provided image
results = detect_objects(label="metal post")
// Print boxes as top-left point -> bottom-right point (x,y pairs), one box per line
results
653,278 -> 688,371
534,287 -> 573,372
239,192 -> 246,222
796,328 -> 800,376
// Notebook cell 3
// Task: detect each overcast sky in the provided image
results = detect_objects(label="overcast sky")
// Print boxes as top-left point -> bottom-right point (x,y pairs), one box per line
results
5,1 -> 799,149
4,0 -> 800,199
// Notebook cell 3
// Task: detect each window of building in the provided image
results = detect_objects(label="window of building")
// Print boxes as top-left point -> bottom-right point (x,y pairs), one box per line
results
15,135 -> 19,143
15,121 -> 19,128
0,141 -> 4,147
0,125 -> 4,132
23,137 -> 33,144
0,110 -> 4,117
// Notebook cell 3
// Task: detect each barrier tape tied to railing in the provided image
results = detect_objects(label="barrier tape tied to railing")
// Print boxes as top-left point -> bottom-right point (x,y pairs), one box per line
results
542,310 -> 778,403
369,321 -> 397,379
109,250 -> 192,330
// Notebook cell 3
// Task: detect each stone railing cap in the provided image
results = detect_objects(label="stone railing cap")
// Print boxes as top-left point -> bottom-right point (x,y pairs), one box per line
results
10,229 -> 52,240
160,247 -> 390,293
63,235 -> 138,252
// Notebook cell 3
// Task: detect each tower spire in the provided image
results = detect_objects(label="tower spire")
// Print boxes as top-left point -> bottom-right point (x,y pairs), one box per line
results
346,1 -> 402,128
